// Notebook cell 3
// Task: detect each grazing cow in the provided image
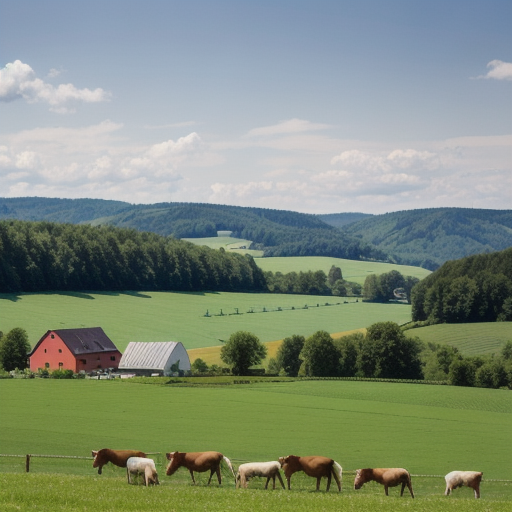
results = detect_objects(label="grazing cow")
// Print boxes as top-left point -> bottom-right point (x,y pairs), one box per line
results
126,457 -> 159,486
165,451 -> 235,485
445,471 -> 483,499
235,461 -> 285,490
278,455 -> 342,491
92,449 -> 146,475
354,468 -> 414,498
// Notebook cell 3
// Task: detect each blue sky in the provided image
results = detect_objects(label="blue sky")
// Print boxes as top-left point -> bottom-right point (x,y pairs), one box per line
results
1,0 -> 511,214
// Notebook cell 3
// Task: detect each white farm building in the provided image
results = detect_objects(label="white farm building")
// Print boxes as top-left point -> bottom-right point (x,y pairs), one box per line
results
118,341 -> 191,376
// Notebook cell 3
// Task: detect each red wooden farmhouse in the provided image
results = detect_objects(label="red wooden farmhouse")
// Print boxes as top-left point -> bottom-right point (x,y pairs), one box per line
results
29,327 -> 122,373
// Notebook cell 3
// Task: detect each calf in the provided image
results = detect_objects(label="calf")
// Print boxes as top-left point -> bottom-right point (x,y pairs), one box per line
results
445,471 -> 483,499
126,457 -> 159,486
236,461 -> 285,489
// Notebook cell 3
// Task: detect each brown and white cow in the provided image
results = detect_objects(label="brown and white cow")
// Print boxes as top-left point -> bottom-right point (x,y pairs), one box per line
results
278,455 -> 342,491
354,468 -> 414,498
92,448 -> 146,475
445,471 -> 483,499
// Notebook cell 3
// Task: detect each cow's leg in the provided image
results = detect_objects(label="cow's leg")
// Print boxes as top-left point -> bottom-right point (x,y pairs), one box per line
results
473,484 -> 480,499
276,472 -> 285,489
216,465 -> 222,485
445,485 -> 451,496
400,482 -> 405,496
286,476 -> 291,490
189,469 -> 196,484
316,476 -> 321,491
272,475 -> 276,490
407,481 -> 415,498
332,468 -> 341,492
264,476 -> 270,489
326,472 -> 332,491
384,485 -> 389,496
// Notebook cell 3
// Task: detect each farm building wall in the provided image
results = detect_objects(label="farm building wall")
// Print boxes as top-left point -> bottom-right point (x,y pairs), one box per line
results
29,331 -> 121,373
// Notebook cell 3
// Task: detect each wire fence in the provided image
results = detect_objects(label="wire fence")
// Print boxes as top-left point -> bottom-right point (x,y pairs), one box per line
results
1,454 -> 510,483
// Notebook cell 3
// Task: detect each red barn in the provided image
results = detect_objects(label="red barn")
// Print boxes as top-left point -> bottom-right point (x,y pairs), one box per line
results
29,327 -> 122,373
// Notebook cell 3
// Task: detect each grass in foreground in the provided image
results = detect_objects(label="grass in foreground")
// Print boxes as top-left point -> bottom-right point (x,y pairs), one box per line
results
1,473 -> 510,512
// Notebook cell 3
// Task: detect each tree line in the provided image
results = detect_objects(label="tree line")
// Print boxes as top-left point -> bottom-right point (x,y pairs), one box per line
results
363,270 -> 419,303
264,323 -> 512,389
0,220 -> 267,293
264,265 -> 362,296
411,247 -> 512,323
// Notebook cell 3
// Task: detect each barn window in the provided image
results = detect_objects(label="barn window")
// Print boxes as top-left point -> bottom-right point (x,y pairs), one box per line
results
44,349 -> 47,353
58,349 -> 62,353
51,334 -> 55,339
80,359 -> 86,364
59,362 -> 63,367
45,363 -> 49,368
110,356 -> 116,361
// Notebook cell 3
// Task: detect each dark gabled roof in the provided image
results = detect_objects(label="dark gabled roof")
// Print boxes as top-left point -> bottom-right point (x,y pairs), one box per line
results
30,327 -> 120,356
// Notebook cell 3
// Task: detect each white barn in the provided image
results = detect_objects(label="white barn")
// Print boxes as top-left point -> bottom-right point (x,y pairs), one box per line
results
118,342 -> 191,376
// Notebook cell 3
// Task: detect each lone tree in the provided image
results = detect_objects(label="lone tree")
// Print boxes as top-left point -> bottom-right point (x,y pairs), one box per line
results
220,331 -> 267,376
0,327 -> 30,371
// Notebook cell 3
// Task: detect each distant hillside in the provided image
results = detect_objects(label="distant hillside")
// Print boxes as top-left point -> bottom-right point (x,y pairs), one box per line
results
0,198 -> 387,263
1,198 -> 510,269
340,208 -> 512,269
317,212 -> 373,228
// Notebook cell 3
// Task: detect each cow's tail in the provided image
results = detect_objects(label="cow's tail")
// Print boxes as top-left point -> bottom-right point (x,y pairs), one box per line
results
332,461 -> 343,491
222,455 -> 236,481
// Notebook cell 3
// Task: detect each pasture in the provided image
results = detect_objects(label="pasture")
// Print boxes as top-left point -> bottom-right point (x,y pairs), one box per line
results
1,379 -> 510,511
405,323 -> 512,356
0,291 -> 412,353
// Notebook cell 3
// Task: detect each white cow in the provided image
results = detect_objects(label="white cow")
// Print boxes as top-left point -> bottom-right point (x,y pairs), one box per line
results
236,461 -> 285,489
126,457 -> 159,486
445,471 -> 483,499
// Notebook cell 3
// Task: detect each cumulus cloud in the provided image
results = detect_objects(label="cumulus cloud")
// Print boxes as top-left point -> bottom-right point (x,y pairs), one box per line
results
0,60 -> 111,111
476,60 -> 512,81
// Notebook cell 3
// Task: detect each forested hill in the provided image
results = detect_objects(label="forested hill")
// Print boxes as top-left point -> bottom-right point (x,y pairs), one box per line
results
0,198 -> 386,263
340,208 -> 512,270
411,247 -> 512,324
0,220 -> 267,293
1,198 -> 511,269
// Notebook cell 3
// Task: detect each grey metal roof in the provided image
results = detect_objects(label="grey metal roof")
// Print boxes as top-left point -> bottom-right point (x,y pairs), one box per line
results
118,341 -> 181,370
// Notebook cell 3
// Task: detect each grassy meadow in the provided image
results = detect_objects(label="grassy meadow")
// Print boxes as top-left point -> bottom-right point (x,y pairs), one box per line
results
0,291 -> 413,353
0,378 -> 511,511
406,323 -> 512,356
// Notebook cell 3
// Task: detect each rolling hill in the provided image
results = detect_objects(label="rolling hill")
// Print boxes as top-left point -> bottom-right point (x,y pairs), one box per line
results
1,198 -> 510,269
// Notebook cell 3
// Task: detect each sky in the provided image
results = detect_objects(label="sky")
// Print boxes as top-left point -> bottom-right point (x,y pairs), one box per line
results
0,0 -> 511,215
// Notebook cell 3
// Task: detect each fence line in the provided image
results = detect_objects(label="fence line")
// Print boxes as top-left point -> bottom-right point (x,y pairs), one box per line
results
1,454 -> 510,482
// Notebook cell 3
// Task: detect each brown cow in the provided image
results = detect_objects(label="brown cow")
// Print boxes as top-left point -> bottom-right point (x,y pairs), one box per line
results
445,471 -> 483,499
278,455 -> 342,491
92,448 -> 146,475
165,451 -> 235,485
354,468 -> 414,498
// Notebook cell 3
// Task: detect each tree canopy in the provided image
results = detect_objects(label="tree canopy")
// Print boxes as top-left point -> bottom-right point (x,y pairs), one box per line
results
0,327 -> 30,371
220,331 -> 267,376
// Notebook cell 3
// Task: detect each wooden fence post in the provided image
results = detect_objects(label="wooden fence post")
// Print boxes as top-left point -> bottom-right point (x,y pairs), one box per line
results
25,454 -> 30,472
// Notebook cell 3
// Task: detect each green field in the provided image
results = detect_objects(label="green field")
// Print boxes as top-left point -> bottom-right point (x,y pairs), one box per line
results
0,291 -> 413,352
0,379 -> 511,511
182,236 -> 264,257
255,256 -> 432,285
406,323 -> 512,356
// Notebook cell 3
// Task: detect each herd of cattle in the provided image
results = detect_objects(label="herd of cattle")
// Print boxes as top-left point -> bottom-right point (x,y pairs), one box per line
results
91,448 -> 484,499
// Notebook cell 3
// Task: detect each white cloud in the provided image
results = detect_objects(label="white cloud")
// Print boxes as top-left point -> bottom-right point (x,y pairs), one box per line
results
476,60 -> 512,81
246,118 -> 332,137
0,60 -> 111,111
